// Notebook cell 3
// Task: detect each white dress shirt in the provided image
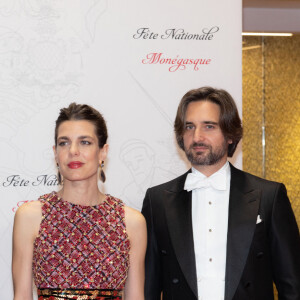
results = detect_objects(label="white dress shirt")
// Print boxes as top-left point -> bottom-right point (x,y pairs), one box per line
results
190,162 -> 231,300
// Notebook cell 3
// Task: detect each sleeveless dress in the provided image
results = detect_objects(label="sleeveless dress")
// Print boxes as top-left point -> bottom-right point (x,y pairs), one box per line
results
32,191 -> 130,300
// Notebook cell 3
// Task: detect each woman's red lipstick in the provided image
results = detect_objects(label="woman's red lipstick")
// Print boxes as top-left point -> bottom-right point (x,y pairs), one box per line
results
68,161 -> 84,169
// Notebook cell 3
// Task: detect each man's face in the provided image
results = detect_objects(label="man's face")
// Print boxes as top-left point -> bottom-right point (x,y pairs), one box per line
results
183,101 -> 231,170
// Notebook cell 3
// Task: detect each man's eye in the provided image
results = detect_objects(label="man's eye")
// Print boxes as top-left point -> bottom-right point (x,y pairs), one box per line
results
185,125 -> 194,130
205,125 -> 215,129
81,140 -> 91,145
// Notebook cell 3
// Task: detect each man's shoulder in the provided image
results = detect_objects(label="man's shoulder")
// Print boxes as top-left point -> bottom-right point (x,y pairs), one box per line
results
230,164 -> 284,190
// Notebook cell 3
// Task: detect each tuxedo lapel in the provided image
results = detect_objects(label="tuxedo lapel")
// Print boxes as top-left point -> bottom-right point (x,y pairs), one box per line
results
224,165 -> 261,300
164,173 -> 198,298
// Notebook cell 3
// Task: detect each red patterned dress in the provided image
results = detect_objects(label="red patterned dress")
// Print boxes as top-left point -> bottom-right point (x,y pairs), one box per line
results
32,192 -> 130,300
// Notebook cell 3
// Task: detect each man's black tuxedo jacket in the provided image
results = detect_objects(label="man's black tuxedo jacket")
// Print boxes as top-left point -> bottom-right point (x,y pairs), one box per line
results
142,164 -> 300,300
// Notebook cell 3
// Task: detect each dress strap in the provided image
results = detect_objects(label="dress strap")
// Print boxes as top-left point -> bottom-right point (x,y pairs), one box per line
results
37,288 -> 122,299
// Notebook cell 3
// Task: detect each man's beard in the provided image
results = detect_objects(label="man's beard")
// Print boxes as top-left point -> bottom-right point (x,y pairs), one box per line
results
184,141 -> 228,166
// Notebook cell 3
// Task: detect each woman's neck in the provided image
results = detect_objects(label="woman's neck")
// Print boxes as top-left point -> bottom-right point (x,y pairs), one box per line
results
58,180 -> 105,206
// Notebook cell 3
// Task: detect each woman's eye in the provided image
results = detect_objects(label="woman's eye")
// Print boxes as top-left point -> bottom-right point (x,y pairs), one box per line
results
205,125 -> 215,129
58,141 -> 68,146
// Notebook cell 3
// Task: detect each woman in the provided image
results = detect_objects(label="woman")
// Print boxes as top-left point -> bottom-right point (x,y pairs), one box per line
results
12,103 -> 147,300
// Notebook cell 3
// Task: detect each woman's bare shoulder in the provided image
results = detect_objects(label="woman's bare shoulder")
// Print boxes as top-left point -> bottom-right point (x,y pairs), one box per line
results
15,200 -> 42,217
124,206 -> 145,226
14,200 -> 42,233
124,205 -> 146,240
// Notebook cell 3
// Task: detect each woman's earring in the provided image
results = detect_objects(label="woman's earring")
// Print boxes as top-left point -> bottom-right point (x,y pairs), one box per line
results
100,161 -> 106,183
57,164 -> 62,185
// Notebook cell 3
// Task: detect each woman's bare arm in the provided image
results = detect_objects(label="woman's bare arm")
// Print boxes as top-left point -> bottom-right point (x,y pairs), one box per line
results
12,201 -> 42,300
123,206 -> 147,300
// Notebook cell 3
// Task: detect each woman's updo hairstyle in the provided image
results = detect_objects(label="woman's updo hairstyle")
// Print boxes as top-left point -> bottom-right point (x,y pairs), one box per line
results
55,102 -> 108,182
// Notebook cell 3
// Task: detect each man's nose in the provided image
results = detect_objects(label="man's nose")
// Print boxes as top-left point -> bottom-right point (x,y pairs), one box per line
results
193,127 -> 205,142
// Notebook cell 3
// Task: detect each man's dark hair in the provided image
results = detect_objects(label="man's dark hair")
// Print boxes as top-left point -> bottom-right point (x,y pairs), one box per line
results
174,86 -> 243,157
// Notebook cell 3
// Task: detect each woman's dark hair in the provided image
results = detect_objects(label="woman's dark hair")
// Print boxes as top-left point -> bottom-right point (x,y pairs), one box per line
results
55,102 -> 108,182
174,86 -> 243,157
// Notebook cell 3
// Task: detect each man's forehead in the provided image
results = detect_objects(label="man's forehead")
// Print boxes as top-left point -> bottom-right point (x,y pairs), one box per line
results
185,101 -> 220,122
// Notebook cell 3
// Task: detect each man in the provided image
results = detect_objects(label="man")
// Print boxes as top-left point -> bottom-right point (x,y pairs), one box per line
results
142,87 -> 300,300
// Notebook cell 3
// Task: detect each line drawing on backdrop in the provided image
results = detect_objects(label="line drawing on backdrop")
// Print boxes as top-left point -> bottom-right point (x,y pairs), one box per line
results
128,71 -> 173,125
85,0 -> 108,41
119,139 -> 176,211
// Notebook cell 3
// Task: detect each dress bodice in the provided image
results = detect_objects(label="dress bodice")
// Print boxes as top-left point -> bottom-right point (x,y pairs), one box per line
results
32,192 -> 130,291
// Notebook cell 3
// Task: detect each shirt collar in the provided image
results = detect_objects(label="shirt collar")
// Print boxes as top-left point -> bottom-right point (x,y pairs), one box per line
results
191,161 -> 230,178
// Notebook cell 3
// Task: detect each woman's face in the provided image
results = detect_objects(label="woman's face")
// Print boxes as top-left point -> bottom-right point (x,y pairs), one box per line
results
53,120 -> 108,184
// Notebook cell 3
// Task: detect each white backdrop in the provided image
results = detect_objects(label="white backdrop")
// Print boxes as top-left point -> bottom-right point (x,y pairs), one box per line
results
0,0 -> 242,298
